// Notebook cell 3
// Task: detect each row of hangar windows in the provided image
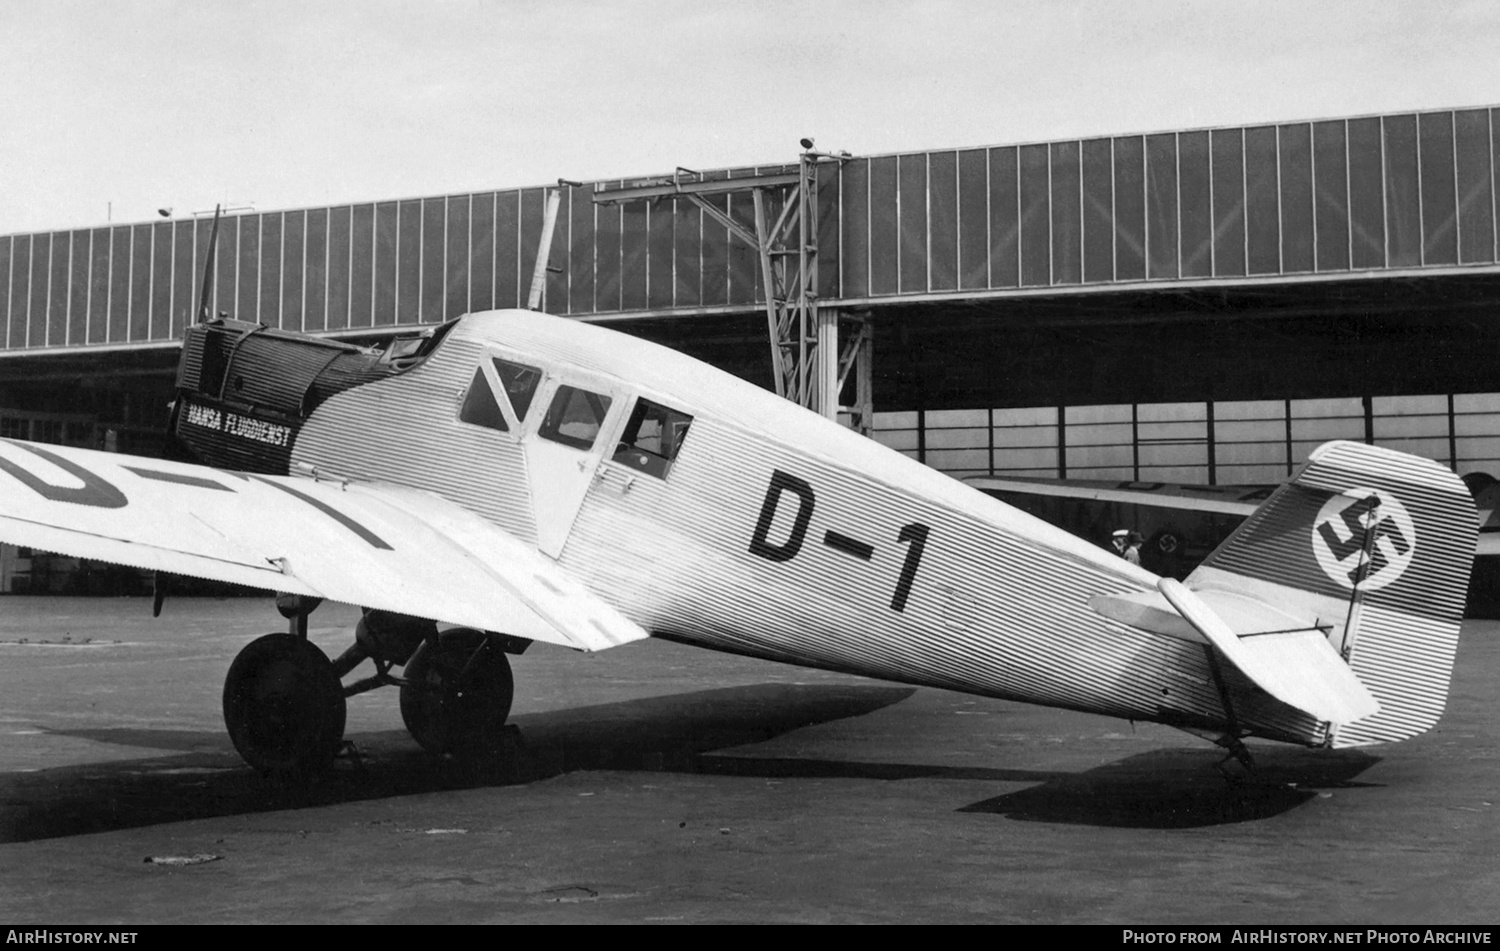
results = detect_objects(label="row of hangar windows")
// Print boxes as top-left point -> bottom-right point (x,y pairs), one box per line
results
457,355 -> 694,480
6,109 -> 1500,351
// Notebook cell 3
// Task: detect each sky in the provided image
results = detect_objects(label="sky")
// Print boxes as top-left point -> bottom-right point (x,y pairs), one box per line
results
2,0 -> 1498,235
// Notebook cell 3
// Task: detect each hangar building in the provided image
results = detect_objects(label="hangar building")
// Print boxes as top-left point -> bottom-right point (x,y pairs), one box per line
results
2,105 -> 1499,591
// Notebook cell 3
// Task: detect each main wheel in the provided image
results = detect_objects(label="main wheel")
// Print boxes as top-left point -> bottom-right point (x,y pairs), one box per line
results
400,628 -> 514,759
223,633 -> 347,776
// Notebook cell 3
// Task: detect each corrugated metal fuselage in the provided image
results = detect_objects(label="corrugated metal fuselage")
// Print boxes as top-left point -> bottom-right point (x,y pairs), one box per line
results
293,311 -> 1323,747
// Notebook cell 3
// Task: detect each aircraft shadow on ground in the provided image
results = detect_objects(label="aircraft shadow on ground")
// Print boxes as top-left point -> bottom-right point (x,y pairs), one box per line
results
2,682 -> 1380,841
959,746 -> 1382,829
2,682 -> 920,843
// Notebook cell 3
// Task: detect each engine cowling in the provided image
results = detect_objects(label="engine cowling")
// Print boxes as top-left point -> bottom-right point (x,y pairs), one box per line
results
170,319 -> 453,473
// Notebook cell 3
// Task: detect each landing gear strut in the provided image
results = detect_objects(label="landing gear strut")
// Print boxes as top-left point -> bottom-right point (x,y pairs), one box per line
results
1214,733 -> 1257,781
220,597 -> 524,777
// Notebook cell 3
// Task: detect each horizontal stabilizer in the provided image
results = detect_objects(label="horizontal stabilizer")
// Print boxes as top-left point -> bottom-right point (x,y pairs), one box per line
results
1089,590 -> 1198,640
1091,586 -> 1314,643
1158,578 -> 1378,725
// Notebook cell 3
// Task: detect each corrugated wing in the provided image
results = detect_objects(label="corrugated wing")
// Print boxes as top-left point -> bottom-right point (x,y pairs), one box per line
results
0,439 -> 637,651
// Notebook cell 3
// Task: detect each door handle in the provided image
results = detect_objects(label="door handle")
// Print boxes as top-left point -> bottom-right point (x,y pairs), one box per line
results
596,465 -> 636,493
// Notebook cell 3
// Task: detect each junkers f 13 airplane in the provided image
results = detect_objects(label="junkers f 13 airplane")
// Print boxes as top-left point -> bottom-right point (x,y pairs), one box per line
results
0,306 -> 1478,775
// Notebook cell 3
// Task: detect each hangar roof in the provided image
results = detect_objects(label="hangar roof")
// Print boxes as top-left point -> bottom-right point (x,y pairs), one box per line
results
3,105 -> 1499,358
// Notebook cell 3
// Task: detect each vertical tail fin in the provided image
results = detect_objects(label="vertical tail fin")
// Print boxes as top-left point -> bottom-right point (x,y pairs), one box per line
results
1188,440 -> 1476,747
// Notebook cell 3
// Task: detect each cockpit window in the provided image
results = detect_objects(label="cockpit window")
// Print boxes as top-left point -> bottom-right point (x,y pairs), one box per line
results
380,318 -> 462,369
493,358 -> 541,421
458,369 -> 508,432
613,398 -> 693,479
539,384 -> 612,450
384,337 -> 426,362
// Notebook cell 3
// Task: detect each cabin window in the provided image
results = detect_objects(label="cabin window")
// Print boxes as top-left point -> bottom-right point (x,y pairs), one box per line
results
493,358 -> 541,421
613,398 -> 693,479
539,384 -> 612,450
458,369 -> 508,432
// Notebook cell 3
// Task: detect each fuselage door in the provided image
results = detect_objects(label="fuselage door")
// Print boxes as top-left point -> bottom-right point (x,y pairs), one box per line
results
523,372 -> 623,558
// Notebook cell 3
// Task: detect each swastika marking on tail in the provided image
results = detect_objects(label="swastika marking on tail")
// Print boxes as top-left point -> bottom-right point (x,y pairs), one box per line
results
1311,488 -> 1416,591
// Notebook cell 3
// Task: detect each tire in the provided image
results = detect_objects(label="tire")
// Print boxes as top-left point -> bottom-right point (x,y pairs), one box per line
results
399,629 -> 514,760
222,633 -> 347,776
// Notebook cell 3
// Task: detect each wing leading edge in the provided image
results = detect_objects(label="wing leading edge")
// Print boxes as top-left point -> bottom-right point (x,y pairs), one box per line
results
964,474 -> 1266,517
0,438 -> 644,652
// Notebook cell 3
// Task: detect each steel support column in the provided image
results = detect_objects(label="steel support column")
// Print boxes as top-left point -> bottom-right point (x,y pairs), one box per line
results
593,145 -> 869,431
